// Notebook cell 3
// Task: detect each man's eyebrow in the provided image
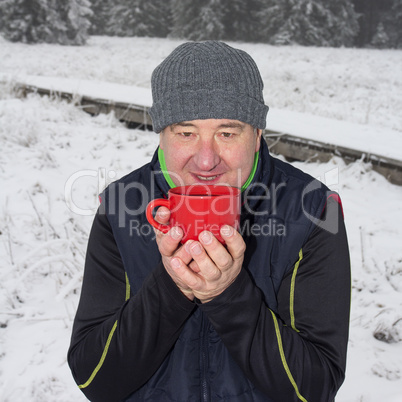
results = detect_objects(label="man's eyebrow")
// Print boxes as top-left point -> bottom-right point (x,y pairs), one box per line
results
217,122 -> 245,130
170,122 -> 196,128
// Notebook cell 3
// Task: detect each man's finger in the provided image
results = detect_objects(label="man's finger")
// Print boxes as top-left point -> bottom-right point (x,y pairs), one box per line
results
197,230 -> 233,271
155,206 -> 170,224
175,240 -> 194,266
171,257 -> 202,289
188,239 -> 221,281
220,225 -> 246,261
157,226 -> 183,257
189,259 -> 200,273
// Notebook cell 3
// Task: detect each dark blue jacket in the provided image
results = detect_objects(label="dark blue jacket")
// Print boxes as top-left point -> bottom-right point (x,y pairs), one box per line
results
68,140 -> 350,401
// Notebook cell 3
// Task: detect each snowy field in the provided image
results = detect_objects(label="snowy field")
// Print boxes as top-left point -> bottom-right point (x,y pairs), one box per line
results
0,36 -> 402,401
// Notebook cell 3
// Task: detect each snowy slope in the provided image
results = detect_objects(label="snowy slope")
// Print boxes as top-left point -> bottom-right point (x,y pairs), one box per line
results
0,36 -> 402,401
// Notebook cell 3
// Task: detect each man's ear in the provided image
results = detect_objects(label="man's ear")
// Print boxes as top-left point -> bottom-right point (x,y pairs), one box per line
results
255,128 -> 263,152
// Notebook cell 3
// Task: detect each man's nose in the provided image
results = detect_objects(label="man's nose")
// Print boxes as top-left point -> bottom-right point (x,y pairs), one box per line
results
193,138 -> 221,171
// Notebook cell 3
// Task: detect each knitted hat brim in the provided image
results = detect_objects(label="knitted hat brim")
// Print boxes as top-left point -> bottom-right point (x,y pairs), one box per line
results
150,89 -> 269,133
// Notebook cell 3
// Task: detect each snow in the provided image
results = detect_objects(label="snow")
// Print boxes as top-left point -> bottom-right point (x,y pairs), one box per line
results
7,73 -> 402,161
0,36 -> 402,401
267,109 -> 402,161
5,74 -> 153,107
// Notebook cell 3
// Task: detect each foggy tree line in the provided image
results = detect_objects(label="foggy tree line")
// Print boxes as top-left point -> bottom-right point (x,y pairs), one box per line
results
0,0 -> 401,48
0,0 -> 92,45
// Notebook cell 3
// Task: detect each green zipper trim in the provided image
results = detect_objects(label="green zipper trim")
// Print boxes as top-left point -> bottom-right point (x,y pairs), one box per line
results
158,148 -> 259,192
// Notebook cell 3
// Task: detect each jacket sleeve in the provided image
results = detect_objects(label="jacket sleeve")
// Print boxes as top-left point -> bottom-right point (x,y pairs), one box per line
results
198,197 -> 351,402
67,207 -> 195,402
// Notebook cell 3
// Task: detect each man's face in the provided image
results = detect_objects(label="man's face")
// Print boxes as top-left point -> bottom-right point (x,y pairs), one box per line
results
159,119 -> 262,188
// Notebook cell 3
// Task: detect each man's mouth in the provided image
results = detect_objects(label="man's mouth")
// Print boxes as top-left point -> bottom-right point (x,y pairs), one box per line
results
195,175 -> 219,181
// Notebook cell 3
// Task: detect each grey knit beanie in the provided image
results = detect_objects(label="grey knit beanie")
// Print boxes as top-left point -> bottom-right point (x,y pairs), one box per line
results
149,41 -> 269,133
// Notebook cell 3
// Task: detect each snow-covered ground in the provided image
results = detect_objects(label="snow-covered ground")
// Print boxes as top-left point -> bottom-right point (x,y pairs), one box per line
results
0,36 -> 401,401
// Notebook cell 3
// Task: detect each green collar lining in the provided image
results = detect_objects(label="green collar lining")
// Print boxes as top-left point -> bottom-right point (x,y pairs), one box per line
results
158,147 -> 177,188
158,147 -> 259,192
241,151 -> 259,192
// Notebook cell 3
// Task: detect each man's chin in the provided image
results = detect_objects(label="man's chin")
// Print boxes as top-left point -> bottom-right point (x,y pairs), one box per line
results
173,173 -> 243,188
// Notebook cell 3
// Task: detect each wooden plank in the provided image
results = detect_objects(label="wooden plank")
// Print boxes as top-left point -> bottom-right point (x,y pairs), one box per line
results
15,83 -> 153,128
264,132 -> 402,186
80,97 -> 153,128
15,83 -> 402,186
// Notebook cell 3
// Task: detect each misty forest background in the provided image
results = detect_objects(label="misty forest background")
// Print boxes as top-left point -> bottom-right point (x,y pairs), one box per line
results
0,0 -> 401,49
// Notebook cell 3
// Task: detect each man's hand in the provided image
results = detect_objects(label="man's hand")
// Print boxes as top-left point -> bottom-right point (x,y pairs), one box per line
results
170,225 -> 245,303
154,208 -> 245,303
154,207 -> 195,300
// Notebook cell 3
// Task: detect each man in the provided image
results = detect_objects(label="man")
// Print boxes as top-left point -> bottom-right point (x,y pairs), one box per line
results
68,41 -> 351,402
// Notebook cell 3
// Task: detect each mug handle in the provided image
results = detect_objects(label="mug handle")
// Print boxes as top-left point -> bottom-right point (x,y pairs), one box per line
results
146,199 -> 171,233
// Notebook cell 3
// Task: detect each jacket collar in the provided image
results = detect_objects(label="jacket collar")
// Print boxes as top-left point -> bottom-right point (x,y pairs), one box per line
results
150,140 -> 273,206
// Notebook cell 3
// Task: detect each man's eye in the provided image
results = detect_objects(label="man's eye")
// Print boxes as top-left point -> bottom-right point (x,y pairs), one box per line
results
221,132 -> 234,138
180,132 -> 193,137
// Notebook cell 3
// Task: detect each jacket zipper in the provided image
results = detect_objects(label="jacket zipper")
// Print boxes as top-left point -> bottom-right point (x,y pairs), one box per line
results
200,313 -> 210,402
